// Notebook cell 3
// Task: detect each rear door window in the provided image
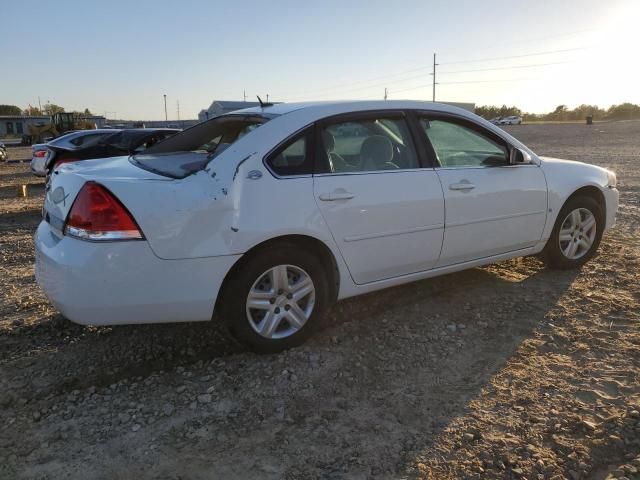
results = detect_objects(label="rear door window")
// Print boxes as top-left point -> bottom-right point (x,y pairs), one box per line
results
265,130 -> 313,177
319,116 -> 419,173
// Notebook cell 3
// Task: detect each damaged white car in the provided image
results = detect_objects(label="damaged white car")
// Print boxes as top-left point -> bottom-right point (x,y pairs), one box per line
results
35,100 -> 618,352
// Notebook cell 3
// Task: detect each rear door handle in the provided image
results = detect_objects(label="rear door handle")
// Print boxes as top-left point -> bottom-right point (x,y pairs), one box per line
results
449,182 -> 476,191
319,192 -> 355,201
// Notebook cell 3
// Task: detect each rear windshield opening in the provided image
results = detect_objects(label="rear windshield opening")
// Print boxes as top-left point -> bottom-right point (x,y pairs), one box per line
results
131,113 -> 274,179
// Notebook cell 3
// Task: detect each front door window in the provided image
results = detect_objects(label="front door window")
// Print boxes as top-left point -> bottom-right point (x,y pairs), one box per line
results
420,118 -> 507,168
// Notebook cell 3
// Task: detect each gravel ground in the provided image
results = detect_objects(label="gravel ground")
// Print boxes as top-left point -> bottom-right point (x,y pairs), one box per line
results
0,123 -> 639,480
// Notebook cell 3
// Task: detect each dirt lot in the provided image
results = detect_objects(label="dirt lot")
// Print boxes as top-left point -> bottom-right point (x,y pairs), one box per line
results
0,123 -> 639,480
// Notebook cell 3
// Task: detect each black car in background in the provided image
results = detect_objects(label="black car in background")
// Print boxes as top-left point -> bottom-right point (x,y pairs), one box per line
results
45,128 -> 180,174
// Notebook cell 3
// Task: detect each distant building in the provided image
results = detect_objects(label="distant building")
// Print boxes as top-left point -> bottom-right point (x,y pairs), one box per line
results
198,100 -> 262,122
0,115 -> 107,137
440,101 -> 475,112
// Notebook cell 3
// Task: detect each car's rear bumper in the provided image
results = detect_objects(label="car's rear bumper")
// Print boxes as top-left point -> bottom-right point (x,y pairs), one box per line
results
30,157 -> 47,176
34,221 -> 240,325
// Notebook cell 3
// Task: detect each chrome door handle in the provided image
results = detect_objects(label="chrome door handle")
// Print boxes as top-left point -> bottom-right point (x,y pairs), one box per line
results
319,192 -> 355,201
449,182 -> 476,191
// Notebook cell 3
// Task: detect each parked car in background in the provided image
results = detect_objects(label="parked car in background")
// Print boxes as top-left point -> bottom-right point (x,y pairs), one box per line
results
31,129 -> 120,177
43,128 -> 179,176
35,101 -> 618,352
500,115 -> 523,125
489,116 -> 503,125
0,142 -> 7,162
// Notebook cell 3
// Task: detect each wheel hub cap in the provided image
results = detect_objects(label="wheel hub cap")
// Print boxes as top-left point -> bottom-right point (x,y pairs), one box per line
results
246,264 -> 315,339
558,208 -> 597,260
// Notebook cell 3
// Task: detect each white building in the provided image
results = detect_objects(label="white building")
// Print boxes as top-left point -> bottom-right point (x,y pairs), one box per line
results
198,101 -> 262,122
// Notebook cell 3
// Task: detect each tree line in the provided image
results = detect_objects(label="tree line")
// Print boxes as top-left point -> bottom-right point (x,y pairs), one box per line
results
0,104 -> 93,116
475,103 -> 640,122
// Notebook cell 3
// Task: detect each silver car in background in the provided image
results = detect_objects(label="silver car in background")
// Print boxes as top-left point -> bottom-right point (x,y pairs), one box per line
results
500,115 -> 523,125
30,129 -> 120,177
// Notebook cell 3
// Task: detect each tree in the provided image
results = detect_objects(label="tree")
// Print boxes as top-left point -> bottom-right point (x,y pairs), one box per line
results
83,108 -> 92,115
606,103 -> 640,120
474,105 -> 521,119
551,105 -> 568,121
0,104 -> 22,115
43,103 -> 65,115
24,105 -> 42,116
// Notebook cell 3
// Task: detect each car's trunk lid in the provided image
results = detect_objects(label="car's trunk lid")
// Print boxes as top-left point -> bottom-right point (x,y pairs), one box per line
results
43,155 -> 171,234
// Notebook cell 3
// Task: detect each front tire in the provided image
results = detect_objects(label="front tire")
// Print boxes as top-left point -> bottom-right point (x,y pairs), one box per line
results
218,244 -> 330,353
542,195 -> 604,269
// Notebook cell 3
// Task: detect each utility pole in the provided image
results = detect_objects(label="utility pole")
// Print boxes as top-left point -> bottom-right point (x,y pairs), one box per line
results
384,88 -> 388,100
432,53 -> 438,102
176,100 -> 180,121
163,94 -> 168,121
243,90 -> 247,102
38,96 -> 42,112
266,94 -> 269,103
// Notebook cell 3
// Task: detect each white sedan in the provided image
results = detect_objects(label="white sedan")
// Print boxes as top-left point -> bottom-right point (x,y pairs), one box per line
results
500,115 -> 523,125
35,101 -> 618,352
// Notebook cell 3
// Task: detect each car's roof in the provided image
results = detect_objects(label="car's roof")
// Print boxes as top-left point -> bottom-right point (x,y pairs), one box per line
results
67,129 -> 122,136
233,100 -> 474,118
109,128 -> 180,136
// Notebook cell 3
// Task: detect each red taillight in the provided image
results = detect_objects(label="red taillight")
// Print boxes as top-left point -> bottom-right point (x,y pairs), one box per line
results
34,150 -> 47,157
64,182 -> 143,241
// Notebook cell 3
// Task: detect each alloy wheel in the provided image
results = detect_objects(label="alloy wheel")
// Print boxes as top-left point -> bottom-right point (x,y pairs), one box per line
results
558,208 -> 597,260
245,264 -> 316,339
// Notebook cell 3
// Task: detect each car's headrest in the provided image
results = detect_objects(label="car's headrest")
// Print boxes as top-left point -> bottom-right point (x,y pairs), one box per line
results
360,135 -> 393,167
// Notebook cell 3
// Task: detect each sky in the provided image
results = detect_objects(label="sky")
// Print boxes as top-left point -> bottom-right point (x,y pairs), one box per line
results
1,0 -> 638,120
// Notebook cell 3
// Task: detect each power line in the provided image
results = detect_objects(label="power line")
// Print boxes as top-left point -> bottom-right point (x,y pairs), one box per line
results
440,78 -> 534,85
286,65 -> 433,99
294,59 -> 557,99
288,72 -> 431,99
286,47 -> 585,100
438,47 -> 587,65
437,61 -> 569,75
391,77 -> 534,95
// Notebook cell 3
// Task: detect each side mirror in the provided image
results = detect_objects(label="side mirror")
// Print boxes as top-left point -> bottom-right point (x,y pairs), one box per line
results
509,147 -> 532,165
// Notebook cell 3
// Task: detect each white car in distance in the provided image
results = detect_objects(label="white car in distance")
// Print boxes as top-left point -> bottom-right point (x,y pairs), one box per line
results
500,115 -> 523,125
30,129 -> 120,177
35,101 -> 618,352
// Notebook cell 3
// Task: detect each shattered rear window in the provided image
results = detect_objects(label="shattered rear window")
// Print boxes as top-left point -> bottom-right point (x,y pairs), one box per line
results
131,114 -> 274,179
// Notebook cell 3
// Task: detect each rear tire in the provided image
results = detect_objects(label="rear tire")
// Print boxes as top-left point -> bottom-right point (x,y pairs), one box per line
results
541,195 -> 604,269
218,244 -> 330,353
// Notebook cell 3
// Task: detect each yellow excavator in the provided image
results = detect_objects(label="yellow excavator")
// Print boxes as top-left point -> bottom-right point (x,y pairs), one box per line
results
22,112 -> 97,145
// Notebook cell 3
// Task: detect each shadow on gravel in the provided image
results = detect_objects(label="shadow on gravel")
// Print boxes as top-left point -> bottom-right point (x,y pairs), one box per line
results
1,259 -> 579,415
389,264 -> 582,477
0,208 -> 42,230
0,257 -> 586,479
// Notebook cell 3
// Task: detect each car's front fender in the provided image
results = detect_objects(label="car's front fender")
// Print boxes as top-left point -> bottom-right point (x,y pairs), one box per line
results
539,157 -> 615,242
